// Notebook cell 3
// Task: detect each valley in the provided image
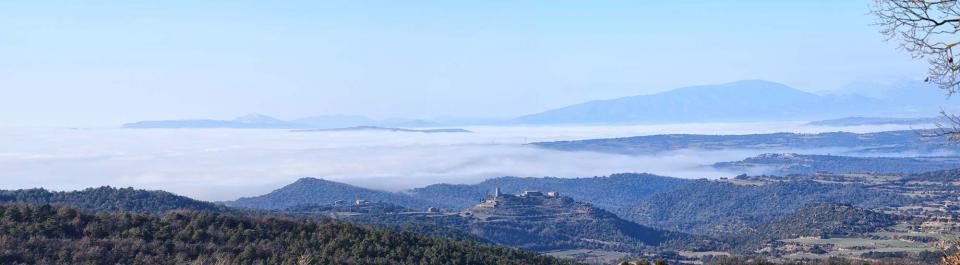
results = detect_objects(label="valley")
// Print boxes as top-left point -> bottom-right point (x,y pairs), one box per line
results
219,155 -> 960,264
6,147 -> 957,264
4,127 -> 960,264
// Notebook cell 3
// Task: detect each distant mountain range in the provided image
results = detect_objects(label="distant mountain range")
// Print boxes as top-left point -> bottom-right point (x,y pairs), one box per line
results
532,130 -> 960,155
511,80 -> 956,125
123,114 -> 448,129
292,126 -> 471,133
124,79 -> 958,127
714,153 -> 960,175
512,80 -> 882,124
806,116 -> 944,126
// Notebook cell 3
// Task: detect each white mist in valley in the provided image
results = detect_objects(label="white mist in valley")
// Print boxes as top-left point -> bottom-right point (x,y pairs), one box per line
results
0,122 -> 923,201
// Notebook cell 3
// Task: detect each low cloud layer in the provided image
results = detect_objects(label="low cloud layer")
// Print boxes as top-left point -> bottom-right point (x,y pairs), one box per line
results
0,123 -> 918,201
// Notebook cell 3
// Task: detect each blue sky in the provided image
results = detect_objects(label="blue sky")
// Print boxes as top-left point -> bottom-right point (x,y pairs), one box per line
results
0,0 -> 927,126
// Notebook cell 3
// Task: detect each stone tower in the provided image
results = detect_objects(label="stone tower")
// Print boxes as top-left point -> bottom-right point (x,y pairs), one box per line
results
494,187 -> 501,198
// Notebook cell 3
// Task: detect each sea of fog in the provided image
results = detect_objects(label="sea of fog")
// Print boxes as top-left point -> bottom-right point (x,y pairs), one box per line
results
0,122 -> 921,201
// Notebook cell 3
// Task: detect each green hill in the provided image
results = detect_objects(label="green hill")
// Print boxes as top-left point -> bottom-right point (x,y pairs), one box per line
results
618,180 -> 913,235
227,177 -> 434,210
411,173 -> 691,210
287,192 -> 713,253
464,192 -> 710,252
752,203 -> 901,239
0,203 -> 579,265
0,186 -> 227,214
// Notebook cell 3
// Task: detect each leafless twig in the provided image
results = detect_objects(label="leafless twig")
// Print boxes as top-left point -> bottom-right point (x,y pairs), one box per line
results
873,0 -> 960,141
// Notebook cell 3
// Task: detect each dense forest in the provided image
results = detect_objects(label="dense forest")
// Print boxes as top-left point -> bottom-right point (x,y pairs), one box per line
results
901,168 -> 960,182
462,195 -> 703,252
0,203 -> 579,265
0,187 -> 228,214
0,174 -> 953,264
285,194 -> 711,253
698,256 -> 935,265
280,202 -> 488,242
723,203 -> 904,254
617,180 -> 913,235
750,203 -> 901,239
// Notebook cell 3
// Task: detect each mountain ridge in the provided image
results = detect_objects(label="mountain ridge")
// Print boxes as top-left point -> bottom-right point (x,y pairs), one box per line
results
512,80 -> 891,124
123,114 -> 450,129
227,177 -> 436,210
122,79 -> 958,127
0,186 -> 229,214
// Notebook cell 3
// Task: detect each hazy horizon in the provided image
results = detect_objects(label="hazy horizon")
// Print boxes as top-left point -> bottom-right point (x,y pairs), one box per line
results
0,1 -> 931,127
1,0 -> 956,200
0,122 -> 928,201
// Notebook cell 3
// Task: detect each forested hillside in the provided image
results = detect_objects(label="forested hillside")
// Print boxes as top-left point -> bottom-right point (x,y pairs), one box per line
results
752,203 -> 901,239
283,194 -> 711,253
0,203 -> 579,265
228,178 -> 434,210
0,187 -> 227,214
618,180 -> 913,235
902,168 -> 960,182
724,203 -> 903,253
231,174 -> 691,212
464,194 -> 706,252
411,173 -> 691,210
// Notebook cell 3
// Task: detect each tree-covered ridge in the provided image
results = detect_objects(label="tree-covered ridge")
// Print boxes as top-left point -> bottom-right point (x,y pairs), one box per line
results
410,173 -> 691,211
284,201 -> 410,214
0,203 -> 580,265
279,202 -> 490,242
227,177 -> 434,210
902,168 -> 960,182
618,180 -> 913,235
714,153 -> 960,175
752,203 -> 901,239
279,193 -> 713,254
532,130 -> 958,155
230,173 -> 692,212
463,193 -> 712,253
0,186 -> 227,214
722,203 -> 904,254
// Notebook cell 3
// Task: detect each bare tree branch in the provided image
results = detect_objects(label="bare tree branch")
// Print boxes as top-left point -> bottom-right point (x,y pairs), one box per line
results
873,0 -> 960,141
923,109 -> 960,141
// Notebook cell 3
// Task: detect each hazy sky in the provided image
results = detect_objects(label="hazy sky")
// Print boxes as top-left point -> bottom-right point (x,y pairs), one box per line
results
0,0 -> 927,126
